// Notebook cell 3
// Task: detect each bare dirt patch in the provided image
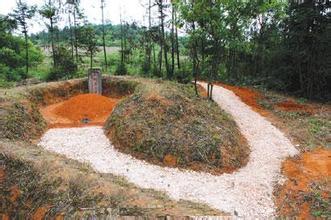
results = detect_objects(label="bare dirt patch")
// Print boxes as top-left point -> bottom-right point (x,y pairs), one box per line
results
197,84 -> 208,98
32,205 -> 51,220
0,168 -> 5,183
275,148 -> 331,218
9,185 -> 20,203
275,99 -> 315,115
41,94 -> 121,128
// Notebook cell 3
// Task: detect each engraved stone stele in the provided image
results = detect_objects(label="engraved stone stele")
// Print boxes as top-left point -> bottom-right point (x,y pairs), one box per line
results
88,68 -> 102,94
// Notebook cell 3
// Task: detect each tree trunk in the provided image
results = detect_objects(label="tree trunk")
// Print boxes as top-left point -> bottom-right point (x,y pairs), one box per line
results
90,52 -> 93,69
159,47 -> 162,74
158,23 -> 162,74
192,22 -> 198,96
201,37 -> 205,70
148,0 -> 152,74
120,22 -> 124,64
159,0 -> 170,79
175,10 -> 180,70
171,4 -> 175,76
209,84 -> 213,100
68,12 -> 74,60
24,31 -> 29,77
153,44 -> 156,72
50,17 -> 56,67
73,9 -> 78,63
101,0 -> 107,69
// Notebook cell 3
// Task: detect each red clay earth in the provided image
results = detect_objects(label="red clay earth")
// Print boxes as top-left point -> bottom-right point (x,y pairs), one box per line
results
0,168 -> 5,183
32,206 -> 52,220
275,149 -> 331,219
213,82 -> 271,117
275,99 -> 315,114
41,94 -> 120,128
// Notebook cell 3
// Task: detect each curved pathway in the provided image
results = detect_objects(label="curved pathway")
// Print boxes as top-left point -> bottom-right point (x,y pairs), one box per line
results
39,83 -> 298,218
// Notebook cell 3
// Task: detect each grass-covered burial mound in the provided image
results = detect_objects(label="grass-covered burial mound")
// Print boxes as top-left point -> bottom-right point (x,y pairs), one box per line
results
105,79 -> 249,174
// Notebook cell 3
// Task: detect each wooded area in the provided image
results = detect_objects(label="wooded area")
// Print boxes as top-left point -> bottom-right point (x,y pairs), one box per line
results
0,0 -> 330,99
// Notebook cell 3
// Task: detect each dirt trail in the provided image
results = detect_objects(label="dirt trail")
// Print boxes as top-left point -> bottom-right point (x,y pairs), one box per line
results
41,94 -> 120,128
39,82 -> 299,218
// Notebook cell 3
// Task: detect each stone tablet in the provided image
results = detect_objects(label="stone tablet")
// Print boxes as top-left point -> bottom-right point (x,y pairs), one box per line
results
88,68 -> 102,94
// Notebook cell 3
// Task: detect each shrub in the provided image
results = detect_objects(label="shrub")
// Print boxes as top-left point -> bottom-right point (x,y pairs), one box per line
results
0,33 -> 43,81
46,46 -> 77,81
0,63 -> 25,81
115,62 -> 127,75
141,60 -> 151,76
175,62 -> 192,84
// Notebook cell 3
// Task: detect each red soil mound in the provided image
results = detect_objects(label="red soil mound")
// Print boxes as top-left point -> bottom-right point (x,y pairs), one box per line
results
41,94 -> 120,128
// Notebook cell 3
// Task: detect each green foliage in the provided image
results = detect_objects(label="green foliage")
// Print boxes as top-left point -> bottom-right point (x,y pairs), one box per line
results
276,0 -> 330,99
46,46 -> 77,81
7,0 -> 329,101
115,62 -> 128,75
77,25 -> 100,68
175,61 -> 192,84
177,0 -> 330,100
9,0 -> 37,75
39,4 -> 57,22
0,16 -> 43,82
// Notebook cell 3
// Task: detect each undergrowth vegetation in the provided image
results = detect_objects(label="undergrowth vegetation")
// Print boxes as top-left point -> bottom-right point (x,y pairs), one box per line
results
0,103 -> 46,140
256,90 -> 331,149
105,79 -> 249,174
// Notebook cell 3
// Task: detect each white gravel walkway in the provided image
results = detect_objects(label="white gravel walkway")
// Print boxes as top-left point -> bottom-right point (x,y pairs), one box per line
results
38,83 -> 298,218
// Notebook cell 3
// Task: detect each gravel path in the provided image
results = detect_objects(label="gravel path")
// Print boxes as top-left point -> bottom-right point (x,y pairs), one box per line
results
39,83 -> 298,218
